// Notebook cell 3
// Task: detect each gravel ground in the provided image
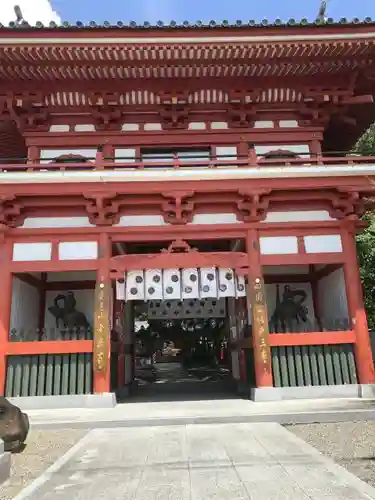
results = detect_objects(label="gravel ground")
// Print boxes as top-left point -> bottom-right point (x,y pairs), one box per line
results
287,421 -> 375,488
0,428 -> 88,500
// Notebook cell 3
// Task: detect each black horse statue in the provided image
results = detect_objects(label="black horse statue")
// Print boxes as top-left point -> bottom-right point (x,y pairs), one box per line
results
269,284 -> 309,333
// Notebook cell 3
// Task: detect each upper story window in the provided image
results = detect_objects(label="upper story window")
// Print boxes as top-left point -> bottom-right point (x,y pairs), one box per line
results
141,147 -> 211,163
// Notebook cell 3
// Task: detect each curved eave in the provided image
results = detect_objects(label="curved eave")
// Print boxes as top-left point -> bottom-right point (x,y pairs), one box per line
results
0,38 -> 374,82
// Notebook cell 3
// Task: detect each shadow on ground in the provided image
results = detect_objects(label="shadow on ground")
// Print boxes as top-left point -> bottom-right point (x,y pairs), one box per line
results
118,362 -> 244,403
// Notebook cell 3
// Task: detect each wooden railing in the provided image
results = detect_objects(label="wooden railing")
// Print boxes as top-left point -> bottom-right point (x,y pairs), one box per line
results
0,152 -> 374,173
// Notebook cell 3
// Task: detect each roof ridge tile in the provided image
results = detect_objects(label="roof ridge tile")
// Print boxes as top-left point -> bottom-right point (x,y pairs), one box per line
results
0,18 -> 374,30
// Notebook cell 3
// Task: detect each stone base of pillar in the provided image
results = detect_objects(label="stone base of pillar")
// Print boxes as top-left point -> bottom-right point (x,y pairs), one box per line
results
250,384 -> 374,402
8,393 -> 117,411
358,384 -> 375,398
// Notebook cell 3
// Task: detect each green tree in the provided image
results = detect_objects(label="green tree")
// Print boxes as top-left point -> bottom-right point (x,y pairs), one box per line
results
354,123 -> 375,327
356,213 -> 375,328
354,123 -> 375,156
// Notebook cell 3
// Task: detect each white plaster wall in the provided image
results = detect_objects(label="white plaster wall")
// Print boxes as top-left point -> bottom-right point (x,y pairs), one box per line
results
279,120 -> 299,128
253,121 -> 275,128
114,214 -> 240,227
188,122 -> 206,130
115,215 -> 167,227
121,123 -> 140,131
21,217 -> 94,228
74,124 -> 96,132
13,242 -> 52,262
260,236 -> 298,255
44,289 -> 95,331
58,241 -> 98,260
316,268 -> 349,330
10,277 -> 40,340
191,214 -> 239,224
210,122 -> 228,129
144,123 -> 162,131
304,235 -> 343,253
20,213 -> 243,229
216,146 -> 237,160
265,282 -> 315,330
49,124 -> 70,132
263,211 -> 334,223
114,148 -> 137,163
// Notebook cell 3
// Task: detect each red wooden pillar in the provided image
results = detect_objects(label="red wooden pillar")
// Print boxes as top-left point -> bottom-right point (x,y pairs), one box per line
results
246,229 -> 273,387
93,233 -> 112,394
341,224 -> 375,384
0,239 -> 12,396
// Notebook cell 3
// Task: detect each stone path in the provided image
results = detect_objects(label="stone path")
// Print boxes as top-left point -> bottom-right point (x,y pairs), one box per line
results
11,423 -> 375,500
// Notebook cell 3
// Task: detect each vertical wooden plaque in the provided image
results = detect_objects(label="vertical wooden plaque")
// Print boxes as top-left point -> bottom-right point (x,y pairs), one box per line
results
250,277 -> 272,376
93,281 -> 110,373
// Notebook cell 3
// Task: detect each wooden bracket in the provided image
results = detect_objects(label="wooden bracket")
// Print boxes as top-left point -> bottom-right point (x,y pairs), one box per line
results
237,189 -> 272,222
161,239 -> 198,254
0,195 -> 25,228
84,192 -> 121,226
161,191 -> 195,224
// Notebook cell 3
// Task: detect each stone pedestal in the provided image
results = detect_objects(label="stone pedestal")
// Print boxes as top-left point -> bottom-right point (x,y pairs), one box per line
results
0,439 -> 11,485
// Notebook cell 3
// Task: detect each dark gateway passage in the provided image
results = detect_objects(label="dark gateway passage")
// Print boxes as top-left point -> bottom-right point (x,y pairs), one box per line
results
130,304 -> 238,401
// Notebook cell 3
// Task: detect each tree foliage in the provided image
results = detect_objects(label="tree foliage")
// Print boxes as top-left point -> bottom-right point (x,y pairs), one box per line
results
354,123 -> 375,156
354,123 -> 375,327
356,213 -> 375,328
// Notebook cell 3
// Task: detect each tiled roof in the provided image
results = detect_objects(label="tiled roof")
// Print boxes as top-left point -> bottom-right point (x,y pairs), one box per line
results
0,17 -> 374,29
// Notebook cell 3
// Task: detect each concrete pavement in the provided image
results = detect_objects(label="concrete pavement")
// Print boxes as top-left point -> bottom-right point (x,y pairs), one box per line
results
12,422 -> 375,500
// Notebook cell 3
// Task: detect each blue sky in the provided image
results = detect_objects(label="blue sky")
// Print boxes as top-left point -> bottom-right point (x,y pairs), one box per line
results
51,0 -> 375,24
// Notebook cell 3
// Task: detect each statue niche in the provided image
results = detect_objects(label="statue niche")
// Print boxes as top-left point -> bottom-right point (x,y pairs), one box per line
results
48,291 -> 90,330
269,284 -> 308,333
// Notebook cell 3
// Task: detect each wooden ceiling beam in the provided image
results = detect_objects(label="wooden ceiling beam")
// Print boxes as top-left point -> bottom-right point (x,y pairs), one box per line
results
1,52 -> 373,69
0,75 -> 358,95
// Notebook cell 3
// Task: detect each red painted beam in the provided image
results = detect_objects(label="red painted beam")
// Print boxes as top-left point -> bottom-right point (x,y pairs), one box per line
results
4,340 -> 93,355
264,274 -> 312,284
269,330 -> 356,347
260,253 -> 345,266
10,261 -> 99,273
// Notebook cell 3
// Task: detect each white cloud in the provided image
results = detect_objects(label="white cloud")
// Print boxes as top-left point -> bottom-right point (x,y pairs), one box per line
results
0,0 -> 61,26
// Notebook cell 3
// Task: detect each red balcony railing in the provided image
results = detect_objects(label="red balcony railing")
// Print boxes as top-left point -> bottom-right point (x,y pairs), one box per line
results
0,152 -> 374,172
